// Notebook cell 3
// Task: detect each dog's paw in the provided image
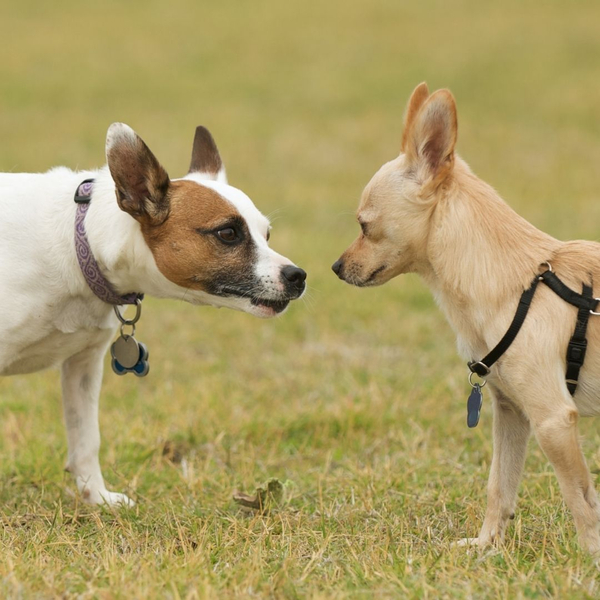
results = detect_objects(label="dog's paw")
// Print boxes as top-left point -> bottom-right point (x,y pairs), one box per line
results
579,531 -> 600,555
453,537 -> 499,551
453,537 -> 482,548
453,536 -> 508,558
80,487 -> 135,508
99,491 -> 136,508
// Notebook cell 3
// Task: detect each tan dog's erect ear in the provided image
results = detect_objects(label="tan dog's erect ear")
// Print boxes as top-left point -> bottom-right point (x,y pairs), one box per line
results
106,123 -> 171,225
188,126 -> 225,181
401,82 -> 429,153
405,89 -> 457,187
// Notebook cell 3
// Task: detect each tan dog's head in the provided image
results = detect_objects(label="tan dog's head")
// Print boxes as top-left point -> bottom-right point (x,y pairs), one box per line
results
332,82 -> 457,285
106,123 -> 306,318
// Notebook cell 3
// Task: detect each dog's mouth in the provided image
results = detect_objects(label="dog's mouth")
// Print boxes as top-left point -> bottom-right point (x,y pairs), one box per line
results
342,264 -> 387,287
221,287 -> 291,314
364,264 -> 387,285
249,296 -> 290,313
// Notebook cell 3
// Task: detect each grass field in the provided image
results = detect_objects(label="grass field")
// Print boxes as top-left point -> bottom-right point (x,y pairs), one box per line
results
2,0 -> 600,597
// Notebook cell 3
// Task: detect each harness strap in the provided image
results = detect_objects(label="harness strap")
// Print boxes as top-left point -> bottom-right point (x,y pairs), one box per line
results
468,277 -> 540,377
539,270 -> 598,312
565,283 -> 593,395
469,267 -> 600,396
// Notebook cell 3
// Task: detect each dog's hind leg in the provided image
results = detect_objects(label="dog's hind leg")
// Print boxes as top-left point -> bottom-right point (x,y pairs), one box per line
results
461,386 -> 531,548
61,339 -> 134,507
528,397 -> 600,554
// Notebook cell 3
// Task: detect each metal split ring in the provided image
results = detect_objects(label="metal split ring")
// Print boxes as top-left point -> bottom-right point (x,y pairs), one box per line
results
120,323 -> 136,338
114,298 -> 142,326
468,371 -> 488,388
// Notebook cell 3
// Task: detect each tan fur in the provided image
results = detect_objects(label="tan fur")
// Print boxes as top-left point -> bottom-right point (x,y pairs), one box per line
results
334,83 -> 600,553
401,82 -> 429,153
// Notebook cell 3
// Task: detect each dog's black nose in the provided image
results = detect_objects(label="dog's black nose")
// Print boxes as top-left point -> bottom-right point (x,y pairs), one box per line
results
332,259 -> 343,276
281,265 -> 307,290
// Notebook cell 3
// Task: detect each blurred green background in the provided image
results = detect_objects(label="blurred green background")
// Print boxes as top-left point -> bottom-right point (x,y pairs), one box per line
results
1,1 -> 600,597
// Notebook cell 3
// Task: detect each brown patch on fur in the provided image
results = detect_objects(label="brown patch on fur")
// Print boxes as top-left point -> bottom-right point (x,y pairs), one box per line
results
140,180 -> 253,292
188,126 -> 223,176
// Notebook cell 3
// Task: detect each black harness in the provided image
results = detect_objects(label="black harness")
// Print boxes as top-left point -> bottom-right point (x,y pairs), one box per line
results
465,264 -> 599,427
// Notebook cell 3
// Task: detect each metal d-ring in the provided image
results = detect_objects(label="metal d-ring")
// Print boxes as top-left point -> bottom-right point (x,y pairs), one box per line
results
468,371 -> 488,388
590,299 -> 600,316
114,298 -> 142,326
538,261 -> 553,280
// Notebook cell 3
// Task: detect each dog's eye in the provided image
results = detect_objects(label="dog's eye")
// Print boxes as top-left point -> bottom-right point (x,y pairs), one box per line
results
266,230 -> 271,242
216,228 -> 238,243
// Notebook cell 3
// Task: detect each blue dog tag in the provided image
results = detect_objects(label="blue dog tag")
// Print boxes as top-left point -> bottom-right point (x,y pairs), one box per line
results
467,384 -> 483,428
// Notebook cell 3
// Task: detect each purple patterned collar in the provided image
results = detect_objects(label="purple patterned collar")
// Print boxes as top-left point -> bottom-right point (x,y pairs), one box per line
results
74,179 -> 143,305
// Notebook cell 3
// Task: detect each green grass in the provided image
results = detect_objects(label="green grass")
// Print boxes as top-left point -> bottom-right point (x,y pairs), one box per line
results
2,0 -> 600,597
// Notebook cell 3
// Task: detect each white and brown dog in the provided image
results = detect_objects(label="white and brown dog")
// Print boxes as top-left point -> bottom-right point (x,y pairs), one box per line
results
333,83 -> 600,553
0,124 -> 306,506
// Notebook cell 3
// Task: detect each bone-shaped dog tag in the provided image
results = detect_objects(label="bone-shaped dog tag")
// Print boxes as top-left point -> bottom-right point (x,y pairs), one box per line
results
110,336 -> 150,377
111,301 -> 149,377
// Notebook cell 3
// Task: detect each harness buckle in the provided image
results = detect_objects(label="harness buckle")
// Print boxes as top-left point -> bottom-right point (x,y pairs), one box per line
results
567,340 -> 587,363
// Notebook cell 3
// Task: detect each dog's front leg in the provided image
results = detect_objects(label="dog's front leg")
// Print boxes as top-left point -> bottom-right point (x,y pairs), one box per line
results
61,341 -> 134,507
479,388 -> 530,544
460,386 -> 530,548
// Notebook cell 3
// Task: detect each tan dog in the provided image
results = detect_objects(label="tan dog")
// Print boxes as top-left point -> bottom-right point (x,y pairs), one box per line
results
333,82 -> 600,553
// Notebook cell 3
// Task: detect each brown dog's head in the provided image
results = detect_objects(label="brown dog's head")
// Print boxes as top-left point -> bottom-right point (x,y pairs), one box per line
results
106,123 -> 306,318
332,82 -> 458,286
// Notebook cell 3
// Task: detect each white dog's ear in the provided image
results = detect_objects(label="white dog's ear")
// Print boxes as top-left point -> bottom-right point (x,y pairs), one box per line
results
188,126 -> 227,183
401,82 -> 429,153
405,89 -> 457,188
106,123 -> 171,224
